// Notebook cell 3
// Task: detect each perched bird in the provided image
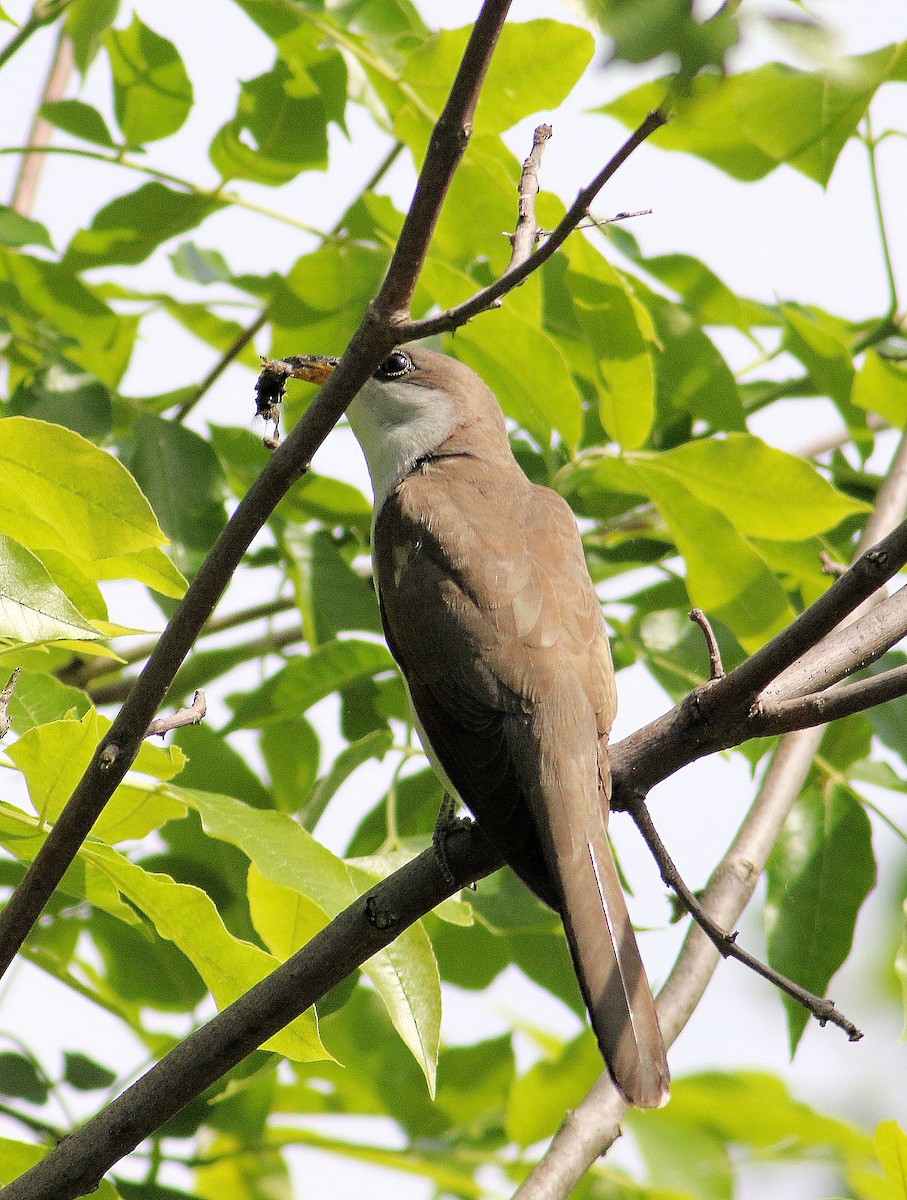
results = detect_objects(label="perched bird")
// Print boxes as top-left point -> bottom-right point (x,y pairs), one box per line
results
285,345 -> 669,1108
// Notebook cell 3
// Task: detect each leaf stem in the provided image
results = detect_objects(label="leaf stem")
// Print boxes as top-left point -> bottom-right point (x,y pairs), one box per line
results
0,145 -> 330,236
862,116 -> 899,319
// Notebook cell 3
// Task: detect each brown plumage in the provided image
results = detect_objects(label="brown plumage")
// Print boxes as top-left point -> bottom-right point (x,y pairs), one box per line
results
289,346 -> 669,1108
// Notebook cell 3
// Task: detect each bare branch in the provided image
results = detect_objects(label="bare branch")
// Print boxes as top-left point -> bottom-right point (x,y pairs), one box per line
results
759,584 -> 907,704
145,691 -> 207,738
397,108 -> 668,340
0,822 -> 503,1200
9,27 -> 74,215
689,608 -> 725,679
753,663 -> 907,735
0,668 -> 20,739
629,798 -> 861,1039
503,123 -> 553,274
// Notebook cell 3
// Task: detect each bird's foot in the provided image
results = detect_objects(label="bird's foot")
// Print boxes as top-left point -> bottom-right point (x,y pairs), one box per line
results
432,794 -> 472,889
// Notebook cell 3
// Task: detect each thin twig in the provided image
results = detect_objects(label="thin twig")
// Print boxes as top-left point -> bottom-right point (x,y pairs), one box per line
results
145,691 -> 206,738
629,797 -> 861,1040
502,123 -> 552,274
689,608 -> 724,679
0,669 -> 21,739
9,26 -> 74,215
397,108 -> 668,340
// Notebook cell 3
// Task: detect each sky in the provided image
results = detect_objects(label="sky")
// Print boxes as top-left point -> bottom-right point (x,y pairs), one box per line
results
0,2 -> 905,1197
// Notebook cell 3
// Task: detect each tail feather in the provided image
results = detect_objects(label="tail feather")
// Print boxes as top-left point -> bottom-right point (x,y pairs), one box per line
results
561,831 -> 669,1107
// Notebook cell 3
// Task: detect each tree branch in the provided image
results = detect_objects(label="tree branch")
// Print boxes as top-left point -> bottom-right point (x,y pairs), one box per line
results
609,518 -> 907,800
0,823 -> 503,1200
752,663 -> 907,735
396,107 -> 668,340
503,123 -> 552,274
629,798 -> 861,1040
9,25 -> 73,215
372,0 -> 512,322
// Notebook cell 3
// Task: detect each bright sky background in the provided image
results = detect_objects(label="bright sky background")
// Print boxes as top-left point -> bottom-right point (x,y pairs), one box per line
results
0,2 -> 905,1197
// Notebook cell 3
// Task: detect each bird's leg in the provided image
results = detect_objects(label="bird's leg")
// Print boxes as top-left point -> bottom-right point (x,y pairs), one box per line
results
432,793 -> 474,890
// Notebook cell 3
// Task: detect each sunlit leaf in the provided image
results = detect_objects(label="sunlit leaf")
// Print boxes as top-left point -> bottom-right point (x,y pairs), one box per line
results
104,15 -> 193,145
766,783 -> 876,1051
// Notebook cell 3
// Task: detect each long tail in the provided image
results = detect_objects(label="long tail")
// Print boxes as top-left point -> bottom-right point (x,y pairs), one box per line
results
559,821 -> 669,1107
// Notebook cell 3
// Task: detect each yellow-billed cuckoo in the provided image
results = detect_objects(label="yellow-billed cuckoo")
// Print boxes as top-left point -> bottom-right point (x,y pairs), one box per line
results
284,345 -> 669,1108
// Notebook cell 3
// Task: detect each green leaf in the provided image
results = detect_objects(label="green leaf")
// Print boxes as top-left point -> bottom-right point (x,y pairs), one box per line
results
209,62 -> 330,186
0,204 -> 53,250
875,1121 -> 907,1200
453,312 -> 584,451
643,290 -> 745,433
632,434 -> 867,539
104,15 -> 193,145
852,351 -> 907,427
8,375 -> 112,442
169,242 -> 233,285
766,783 -> 876,1051
65,0 -> 119,74
0,803 -> 137,924
299,730 -> 393,829
160,298 -> 260,369
0,416 -> 167,564
173,787 -> 442,1093
507,1031 -> 602,1146
247,863 -> 331,960
624,458 -> 795,651
0,535 -> 100,644
228,639 -> 396,729
40,99 -> 117,148
781,304 -> 855,404
8,709 -> 186,831
630,1070 -> 871,1157
63,1051 -> 117,1091
603,43 -> 907,185
259,718 -> 321,815
398,20 -> 593,138
84,841 -> 327,1062
0,1052 -> 48,1104
123,415 -> 227,576
610,228 -> 779,330
4,670 -> 91,734
566,237 -> 655,449
0,250 -> 138,387
65,184 -> 223,271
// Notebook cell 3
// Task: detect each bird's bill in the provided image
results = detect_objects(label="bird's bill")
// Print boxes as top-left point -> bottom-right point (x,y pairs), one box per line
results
281,354 -> 340,385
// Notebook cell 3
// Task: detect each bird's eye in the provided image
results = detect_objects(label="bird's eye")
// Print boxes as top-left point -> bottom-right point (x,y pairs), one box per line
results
374,351 -> 412,380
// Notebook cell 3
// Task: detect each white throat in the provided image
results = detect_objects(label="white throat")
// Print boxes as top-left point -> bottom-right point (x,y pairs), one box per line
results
346,376 -> 458,513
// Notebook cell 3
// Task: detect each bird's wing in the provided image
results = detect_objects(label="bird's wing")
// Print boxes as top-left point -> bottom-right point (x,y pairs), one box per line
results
374,459 -> 668,1107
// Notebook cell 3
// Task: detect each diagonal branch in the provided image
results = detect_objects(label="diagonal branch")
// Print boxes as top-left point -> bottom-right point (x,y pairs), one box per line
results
752,662 -> 907,735
396,108 -> 668,340
0,822 -> 502,1200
